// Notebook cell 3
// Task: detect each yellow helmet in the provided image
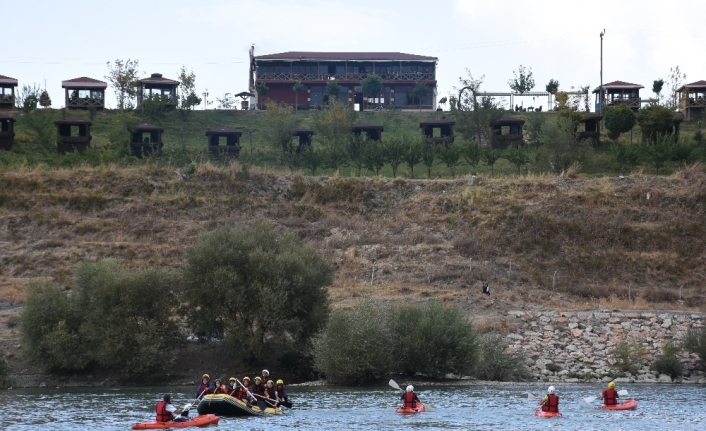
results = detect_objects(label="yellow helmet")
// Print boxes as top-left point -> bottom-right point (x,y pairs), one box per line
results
276,379 -> 284,385
267,380 -> 274,384
254,377 -> 262,382
202,374 -> 210,380
243,376 -> 250,381
608,381 -> 615,389
229,377 -> 236,382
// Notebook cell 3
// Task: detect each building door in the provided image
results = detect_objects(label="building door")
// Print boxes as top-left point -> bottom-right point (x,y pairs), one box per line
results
354,86 -> 363,111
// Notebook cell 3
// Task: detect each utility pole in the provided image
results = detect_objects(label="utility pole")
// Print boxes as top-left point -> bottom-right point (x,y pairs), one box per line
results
600,29 -> 605,130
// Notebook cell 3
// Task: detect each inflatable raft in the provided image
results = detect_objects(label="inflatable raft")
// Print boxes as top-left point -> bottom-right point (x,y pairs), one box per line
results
131,414 -> 219,429
197,394 -> 283,417
396,402 -> 426,414
535,407 -> 562,418
597,399 -> 638,411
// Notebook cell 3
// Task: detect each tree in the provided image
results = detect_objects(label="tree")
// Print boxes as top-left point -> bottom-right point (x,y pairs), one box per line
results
177,66 -> 202,110
421,143 -> 436,179
313,97 -> 355,143
452,71 -> 504,144
256,82 -> 269,110
611,142 -> 641,174
413,82 -> 429,112
538,114 -> 592,172
508,65 -> 535,94
637,104 -> 674,143
642,134 -> 673,172
347,134 -> 366,176
16,84 -> 42,112
292,81 -> 305,109
263,101 -> 297,153
667,66 -> 686,109
652,79 -> 664,104
300,144 -> 323,175
361,74 -> 382,109
438,144 -> 462,178
545,79 -> 560,95
105,59 -> 140,110
403,138 -> 423,178
461,139 -> 482,174
364,142 -> 386,176
39,90 -> 51,108
384,136 -> 406,178
503,145 -> 531,175
481,147 -> 502,174
323,137 -> 349,174
215,93 -> 236,109
453,69 -> 484,111
182,223 -> 333,363
604,104 -> 636,140
325,81 -> 341,103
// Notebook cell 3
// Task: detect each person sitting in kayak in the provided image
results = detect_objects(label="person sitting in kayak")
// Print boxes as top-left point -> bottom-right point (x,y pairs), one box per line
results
156,394 -> 186,423
401,385 -> 420,408
265,380 -> 279,404
234,377 -> 251,400
275,379 -> 289,406
194,374 -> 213,402
600,381 -> 619,406
540,386 -> 559,413
212,379 -> 228,394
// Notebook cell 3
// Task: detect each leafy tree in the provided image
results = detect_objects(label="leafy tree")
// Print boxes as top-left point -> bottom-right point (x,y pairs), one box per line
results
300,144 -> 323,175
182,223 -> 333,363
611,143 -> 641,174
403,138 -> 423,178
508,65 -> 535,94
503,145 -> 531,175
461,139 -> 481,174
554,91 -> 569,110
453,69 -> 484,110
39,90 -> 51,108
652,341 -> 683,378
264,101 -> 297,153
292,81 -> 305,109
313,97 -> 355,143
667,66 -> 686,109
413,82 -> 429,112
16,84 -> 41,112
215,93 -> 236,109
604,104 -> 636,140
652,78 -> 664,103
323,137 -> 349,174
438,144 -> 462,178
361,74 -> 382,108
105,59 -> 140,110
452,71 -> 503,144
671,138 -> 694,164
421,143 -> 436,179
177,66 -> 202,110
642,134 -> 673,171
363,142 -> 386,176
384,136 -> 406,178
683,327 -> 706,368
545,79 -> 560,94
538,114 -> 592,172
347,135 -> 366,176
525,114 -> 546,146
481,147 -> 502,174
325,81 -> 341,102
256,82 -> 269,109
637,104 -> 674,143
475,332 -> 531,381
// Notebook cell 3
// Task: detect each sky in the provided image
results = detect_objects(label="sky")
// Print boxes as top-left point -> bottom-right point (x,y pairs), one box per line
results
4,0 -> 706,110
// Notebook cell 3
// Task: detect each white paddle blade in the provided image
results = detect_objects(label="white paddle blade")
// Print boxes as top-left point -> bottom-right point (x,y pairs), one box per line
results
389,379 -> 401,391
183,403 -> 192,410
583,396 -> 597,404
527,393 -> 537,400
618,390 -> 628,396
425,405 -> 436,412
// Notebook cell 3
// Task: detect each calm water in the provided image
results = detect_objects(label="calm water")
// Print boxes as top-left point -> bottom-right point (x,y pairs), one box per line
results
1,384 -> 704,430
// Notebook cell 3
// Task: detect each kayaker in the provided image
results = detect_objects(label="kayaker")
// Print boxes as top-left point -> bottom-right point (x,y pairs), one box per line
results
265,380 -> 279,404
213,379 -> 228,394
156,394 -> 186,423
600,381 -> 619,406
194,374 -> 213,402
539,386 -> 559,413
235,377 -> 251,400
228,377 -> 237,394
400,385 -> 420,409
275,379 -> 289,406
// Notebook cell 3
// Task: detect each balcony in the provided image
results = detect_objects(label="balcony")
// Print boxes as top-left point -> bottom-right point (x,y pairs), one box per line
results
257,71 -> 435,82
67,96 -> 104,109
606,97 -> 640,109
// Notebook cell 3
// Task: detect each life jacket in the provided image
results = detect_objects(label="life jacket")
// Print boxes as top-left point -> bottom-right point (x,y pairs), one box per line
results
403,391 -> 417,408
266,386 -> 277,400
195,383 -> 210,398
603,389 -> 618,405
236,385 -> 249,400
542,394 -> 559,412
252,383 -> 266,397
155,401 -> 172,422
276,387 -> 287,401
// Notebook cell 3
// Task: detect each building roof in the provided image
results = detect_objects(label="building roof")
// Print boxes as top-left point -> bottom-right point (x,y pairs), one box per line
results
205,127 -> 243,136
130,123 -> 164,132
292,127 -> 314,135
0,74 -> 18,85
0,113 -> 16,122
677,80 -> 706,91
493,116 -> 525,126
592,80 -> 644,93
420,119 -> 455,127
256,52 -> 438,62
580,114 -> 603,121
353,122 -> 384,130
62,77 -> 108,89
54,117 -> 93,126
138,73 -> 179,86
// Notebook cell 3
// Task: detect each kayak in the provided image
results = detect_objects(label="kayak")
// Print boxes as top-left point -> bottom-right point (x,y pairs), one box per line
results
597,399 -> 638,411
535,407 -> 562,418
396,402 -> 426,414
131,414 -> 219,429
197,394 -> 283,417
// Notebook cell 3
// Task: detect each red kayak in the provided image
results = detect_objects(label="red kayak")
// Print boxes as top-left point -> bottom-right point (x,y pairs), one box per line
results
597,399 -> 638,411
131,414 -> 220,429
396,402 -> 426,414
535,407 -> 562,418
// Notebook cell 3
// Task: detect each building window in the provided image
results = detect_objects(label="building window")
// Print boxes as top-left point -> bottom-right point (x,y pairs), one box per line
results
310,86 -> 324,106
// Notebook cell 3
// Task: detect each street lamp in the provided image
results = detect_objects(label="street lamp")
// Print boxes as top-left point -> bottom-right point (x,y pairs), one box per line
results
202,90 -> 209,110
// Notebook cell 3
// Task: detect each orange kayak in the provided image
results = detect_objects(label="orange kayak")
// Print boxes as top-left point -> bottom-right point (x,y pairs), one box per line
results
597,399 -> 638,411
535,407 -> 562,418
131,414 -> 220,429
396,402 -> 426,414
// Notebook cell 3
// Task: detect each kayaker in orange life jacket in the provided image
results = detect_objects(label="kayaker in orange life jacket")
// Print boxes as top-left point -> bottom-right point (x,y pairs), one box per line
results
540,386 -> 559,412
156,394 -> 186,423
600,381 -> 619,406
401,385 -> 420,408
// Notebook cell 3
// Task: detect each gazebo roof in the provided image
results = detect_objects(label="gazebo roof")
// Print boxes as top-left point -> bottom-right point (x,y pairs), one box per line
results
292,127 -> 314,135
0,113 -> 16,122
677,80 -> 706,91
0,75 -> 18,85
419,119 -> 455,127
130,123 -> 164,132
138,73 -> 179,86
353,122 -> 384,131
493,116 -> 525,126
592,80 -> 644,93
580,114 -> 603,122
54,117 -> 93,126
62,77 -> 107,89
205,127 -> 243,136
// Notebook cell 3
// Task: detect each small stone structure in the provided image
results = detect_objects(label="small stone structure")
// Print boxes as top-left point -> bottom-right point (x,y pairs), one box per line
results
353,123 -> 383,142
293,127 -> 314,153
579,114 -> 603,147
491,116 -> 525,149
0,114 -> 15,151
0,74 -> 18,110
420,119 -> 455,145
54,117 -> 92,154
206,127 -> 243,158
129,123 -> 164,158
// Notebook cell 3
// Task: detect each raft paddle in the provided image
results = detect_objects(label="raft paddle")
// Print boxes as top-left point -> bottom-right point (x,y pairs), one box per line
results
236,378 -> 268,412
584,389 -> 629,405
388,379 -> 435,412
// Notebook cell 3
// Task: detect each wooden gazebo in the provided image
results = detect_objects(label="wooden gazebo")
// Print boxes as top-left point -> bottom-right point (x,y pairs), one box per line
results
293,127 -> 314,153
353,123 -> 383,142
136,73 -> 179,109
54,118 -> 92,154
578,114 -> 603,147
420,119 -> 455,145
491,116 -> 525,149
0,114 -> 16,151
206,127 -> 243,158
593,81 -> 644,112
678,80 -> 706,119
0,75 -> 18,110
129,123 -> 164,158
62,77 -> 107,110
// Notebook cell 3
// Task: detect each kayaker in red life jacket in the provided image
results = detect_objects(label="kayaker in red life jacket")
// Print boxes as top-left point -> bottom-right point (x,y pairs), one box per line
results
194,374 -> 213,402
600,381 -> 619,406
156,394 -> 185,423
540,386 -> 559,412
401,385 -> 420,408
235,377 -> 251,400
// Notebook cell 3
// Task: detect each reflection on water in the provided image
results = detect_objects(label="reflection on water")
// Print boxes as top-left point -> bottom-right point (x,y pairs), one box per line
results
0,383 -> 704,430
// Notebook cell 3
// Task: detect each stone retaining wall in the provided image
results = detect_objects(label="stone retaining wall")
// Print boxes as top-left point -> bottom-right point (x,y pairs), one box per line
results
503,310 -> 705,384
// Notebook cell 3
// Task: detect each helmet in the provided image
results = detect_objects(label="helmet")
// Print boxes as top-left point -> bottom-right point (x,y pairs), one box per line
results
276,379 -> 284,385
202,374 -> 210,380
163,394 -> 171,402
406,385 -> 414,392
262,369 -> 269,375
267,380 -> 274,384
608,381 -> 615,389
548,386 -> 555,394
215,378 -> 222,384
254,377 -> 262,382
229,377 -> 236,382
243,376 -> 250,382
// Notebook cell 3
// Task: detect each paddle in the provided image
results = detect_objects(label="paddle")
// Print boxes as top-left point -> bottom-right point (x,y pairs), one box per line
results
527,393 -> 537,400
584,390 -> 629,405
388,379 -> 435,412
236,378 -> 268,412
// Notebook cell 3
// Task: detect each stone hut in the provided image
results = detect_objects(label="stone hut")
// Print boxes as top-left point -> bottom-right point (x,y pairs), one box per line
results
491,116 -> 525,149
419,119 -> 455,145
54,117 -> 92,154
579,114 -> 603,147
0,114 -> 16,151
353,123 -> 384,142
129,123 -> 164,158
206,127 -> 243,158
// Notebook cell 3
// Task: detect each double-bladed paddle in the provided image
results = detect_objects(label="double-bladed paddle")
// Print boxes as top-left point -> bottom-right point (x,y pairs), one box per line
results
388,379 -> 435,412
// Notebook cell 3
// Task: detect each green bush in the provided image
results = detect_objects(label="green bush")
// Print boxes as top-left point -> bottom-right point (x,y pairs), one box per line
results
0,355 -> 12,388
538,115 -> 592,172
181,222 -> 333,363
637,104 -> 674,143
652,341 -> 683,378
611,338 -> 648,374
683,327 -> 706,369
604,105 -> 636,140
545,363 -> 562,373
474,332 -> 532,381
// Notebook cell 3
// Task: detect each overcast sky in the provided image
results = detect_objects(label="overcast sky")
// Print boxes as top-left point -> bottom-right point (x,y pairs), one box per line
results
4,0 -> 706,110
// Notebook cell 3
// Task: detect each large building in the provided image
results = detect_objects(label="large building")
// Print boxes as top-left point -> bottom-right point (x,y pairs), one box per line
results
249,48 -> 438,110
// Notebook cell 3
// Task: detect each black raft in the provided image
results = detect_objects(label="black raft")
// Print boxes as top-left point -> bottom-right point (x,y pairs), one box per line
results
196,394 -> 283,417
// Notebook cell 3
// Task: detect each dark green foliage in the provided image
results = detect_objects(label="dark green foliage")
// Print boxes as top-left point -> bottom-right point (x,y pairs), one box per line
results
461,139 -> 481,174
181,222 -> 333,363
683,327 -> 706,368
301,145 -> 323,175
637,104 -> 674,142
264,101 -> 297,153
481,147 -> 502,174
502,145 -> 531,175
361,74 -> 382,100
642,135 -> 674,171
611,338 -> 647,373
652,79 -> 664,98
421,143 -> 436,178
438,144 -> 462,178
538,115 -> 592,172
652,341 -> 683,378
403,138 -> 423,178
0,356 -> 11,388
545,79 -> 559,95
16,84 -> 42,112
140,94 -> 168,121
322,137 -> 349,173
525,115 -> 546,146
39,90 -> 52,108
508,65 -> 535,94
17,110 -> 55,148
545,363 -> 561,373
325,81 -> 341,99
671,138 -> 694,164
313,98 -> 355,143
413,82 -> 429,110
256,83 -> 269,109
364,142 -> 386,176
695,130 -> 704,145
347,135 -> 366,176
384,136 -> 405,178
475,332 -> 531,381
604,105 -> 636,140
611,143 -> 641,174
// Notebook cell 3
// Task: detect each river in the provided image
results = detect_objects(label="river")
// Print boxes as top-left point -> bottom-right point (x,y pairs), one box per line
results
0,383 -> 704,430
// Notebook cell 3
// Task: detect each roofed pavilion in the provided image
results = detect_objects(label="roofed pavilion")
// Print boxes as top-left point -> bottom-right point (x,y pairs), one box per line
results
136,73 -> 179,109
678,80 -> 706,119
62,77 -> 107,110
593,80 -> 644,111
353,123 -> 383,142
0,75 -> 18,110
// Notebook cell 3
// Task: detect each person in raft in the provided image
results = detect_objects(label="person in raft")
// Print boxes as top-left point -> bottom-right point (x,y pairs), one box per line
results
235,376 -> 251,400
275,379 -> 289,406
261,369 -> 271,382
539,386 -> 559,413
600,381 -> 619,406
252,376 -> 267,401
227,377 -> 238,394
212,378 -> 228,394
401,385 -> 420,408
194,374 -> 213,402
265,380 -> 279,404
156,394 -> 186,423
